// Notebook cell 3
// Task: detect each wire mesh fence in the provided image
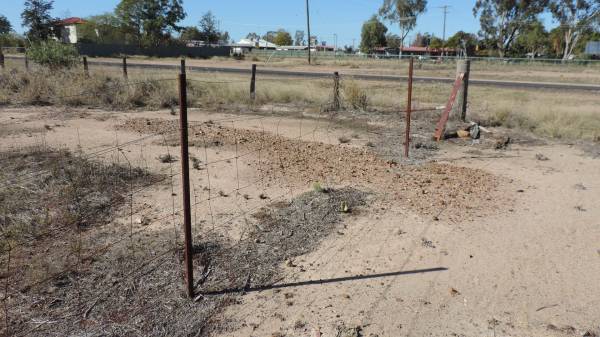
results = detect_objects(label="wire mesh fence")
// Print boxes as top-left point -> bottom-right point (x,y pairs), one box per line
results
4,53 -> 594,335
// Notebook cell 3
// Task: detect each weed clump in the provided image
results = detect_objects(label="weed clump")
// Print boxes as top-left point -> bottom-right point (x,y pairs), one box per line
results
343,81 -> 368,111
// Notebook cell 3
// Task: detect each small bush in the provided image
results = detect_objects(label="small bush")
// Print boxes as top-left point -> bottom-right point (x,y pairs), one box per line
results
26,41 -> 79,69
343,81 -> 368,110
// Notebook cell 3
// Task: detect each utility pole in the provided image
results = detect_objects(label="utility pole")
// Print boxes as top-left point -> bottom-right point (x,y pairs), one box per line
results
438,5 -> 451,56
333,33 -> 337,58
306,0 -> 312,64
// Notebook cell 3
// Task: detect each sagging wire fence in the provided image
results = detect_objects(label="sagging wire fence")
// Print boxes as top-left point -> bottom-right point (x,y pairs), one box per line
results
0,57 -> 466,336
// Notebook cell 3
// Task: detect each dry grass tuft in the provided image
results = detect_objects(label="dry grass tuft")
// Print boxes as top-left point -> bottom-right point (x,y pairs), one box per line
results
0,146 -> 157,247
342,80 -> 369,110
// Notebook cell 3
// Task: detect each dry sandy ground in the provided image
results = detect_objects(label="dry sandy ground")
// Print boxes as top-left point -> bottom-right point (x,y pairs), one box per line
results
1,107 -> 598,337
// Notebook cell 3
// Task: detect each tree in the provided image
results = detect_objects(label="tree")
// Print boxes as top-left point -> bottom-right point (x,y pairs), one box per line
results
262,31 -> 277,43
21,0 -> 56,41
379,0 -> 427,48
246,32 -> 259,41
78,13 -> 127,44
116,0 -> 186,47
273,29 -> 292,46
219,31 -> 230,44
473,0 -> 548,57
549,0 -> 600,60
0,32 -> 26,48
513,19 -> 549,56
360,15 -> 388,53
386,33 -> 402,49
412,32 -> 432,47
429,36 -> 443,49
446,31 -> 479,56
549,26 -> 565,56
0,15 -> 12,35
198,11 -> 220,44
180,26 -> 202,41
294,30 -> 305,46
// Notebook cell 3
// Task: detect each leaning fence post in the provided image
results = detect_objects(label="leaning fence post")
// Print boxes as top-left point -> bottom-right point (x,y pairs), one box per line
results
178,65 -> 194,298
0,51 -> 4,70
456,59 -> 470,121
25,54 -> 29,71
333,71 -> 341,110
122,57 -> 128,79
83,56 -> 89,77
250,63 -> 257,100
405,57 -> 414,158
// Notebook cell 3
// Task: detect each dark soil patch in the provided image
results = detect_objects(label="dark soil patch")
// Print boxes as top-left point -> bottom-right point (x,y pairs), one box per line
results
198,187 -> 369,295
195,187 -> 370,336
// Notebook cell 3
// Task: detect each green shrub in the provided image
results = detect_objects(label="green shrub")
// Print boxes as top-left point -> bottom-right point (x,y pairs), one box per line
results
26,41 -> 79,69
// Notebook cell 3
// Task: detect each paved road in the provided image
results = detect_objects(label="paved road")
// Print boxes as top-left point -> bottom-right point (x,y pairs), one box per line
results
6,55 -> 600,91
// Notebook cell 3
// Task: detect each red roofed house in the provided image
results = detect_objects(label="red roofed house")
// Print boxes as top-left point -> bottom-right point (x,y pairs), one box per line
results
54,17 -> 86,44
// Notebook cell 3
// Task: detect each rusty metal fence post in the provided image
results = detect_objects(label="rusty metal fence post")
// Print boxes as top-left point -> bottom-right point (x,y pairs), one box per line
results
456,59 -> 470,121
404,58 -> 414,158
122,57 -> 128,79
333,71 -> 341,110
83,56 -> 89,77
250,64 -> 257,101
178,65 -> 194,298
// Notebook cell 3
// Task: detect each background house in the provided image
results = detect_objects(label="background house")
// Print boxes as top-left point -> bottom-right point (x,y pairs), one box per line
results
54,17 -> 86,44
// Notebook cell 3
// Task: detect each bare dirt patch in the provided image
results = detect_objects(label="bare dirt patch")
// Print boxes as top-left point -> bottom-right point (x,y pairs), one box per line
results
119,117 -> 509,222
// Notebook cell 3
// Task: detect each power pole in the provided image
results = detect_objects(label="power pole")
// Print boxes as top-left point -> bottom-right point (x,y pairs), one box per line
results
333,33 -> 338,58
306,0 -> 312,64
438,5 -> 451,55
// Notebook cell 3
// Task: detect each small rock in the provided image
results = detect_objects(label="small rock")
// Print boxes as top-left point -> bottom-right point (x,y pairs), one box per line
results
535,153 -> 549,161
135,216 -> 150,226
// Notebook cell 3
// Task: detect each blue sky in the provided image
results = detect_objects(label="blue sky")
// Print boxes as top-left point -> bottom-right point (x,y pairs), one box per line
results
2,0 -> 555,46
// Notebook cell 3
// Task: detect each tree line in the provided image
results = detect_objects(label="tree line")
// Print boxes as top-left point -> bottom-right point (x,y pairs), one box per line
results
360,0 -> 599,59
0,0 -> 231,48
1,0 -> 599,59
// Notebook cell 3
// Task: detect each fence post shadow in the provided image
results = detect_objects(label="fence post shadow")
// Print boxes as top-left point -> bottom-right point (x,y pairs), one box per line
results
198,267 -> 448,296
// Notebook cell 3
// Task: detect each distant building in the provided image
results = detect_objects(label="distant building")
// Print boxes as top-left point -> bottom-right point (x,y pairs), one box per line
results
277,45 -> 308,51
585,41 -> 600,59
231,38 -> 278,55
372,46 -> 456,58
315,45 -> 335,52
54,17 -> 86,44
